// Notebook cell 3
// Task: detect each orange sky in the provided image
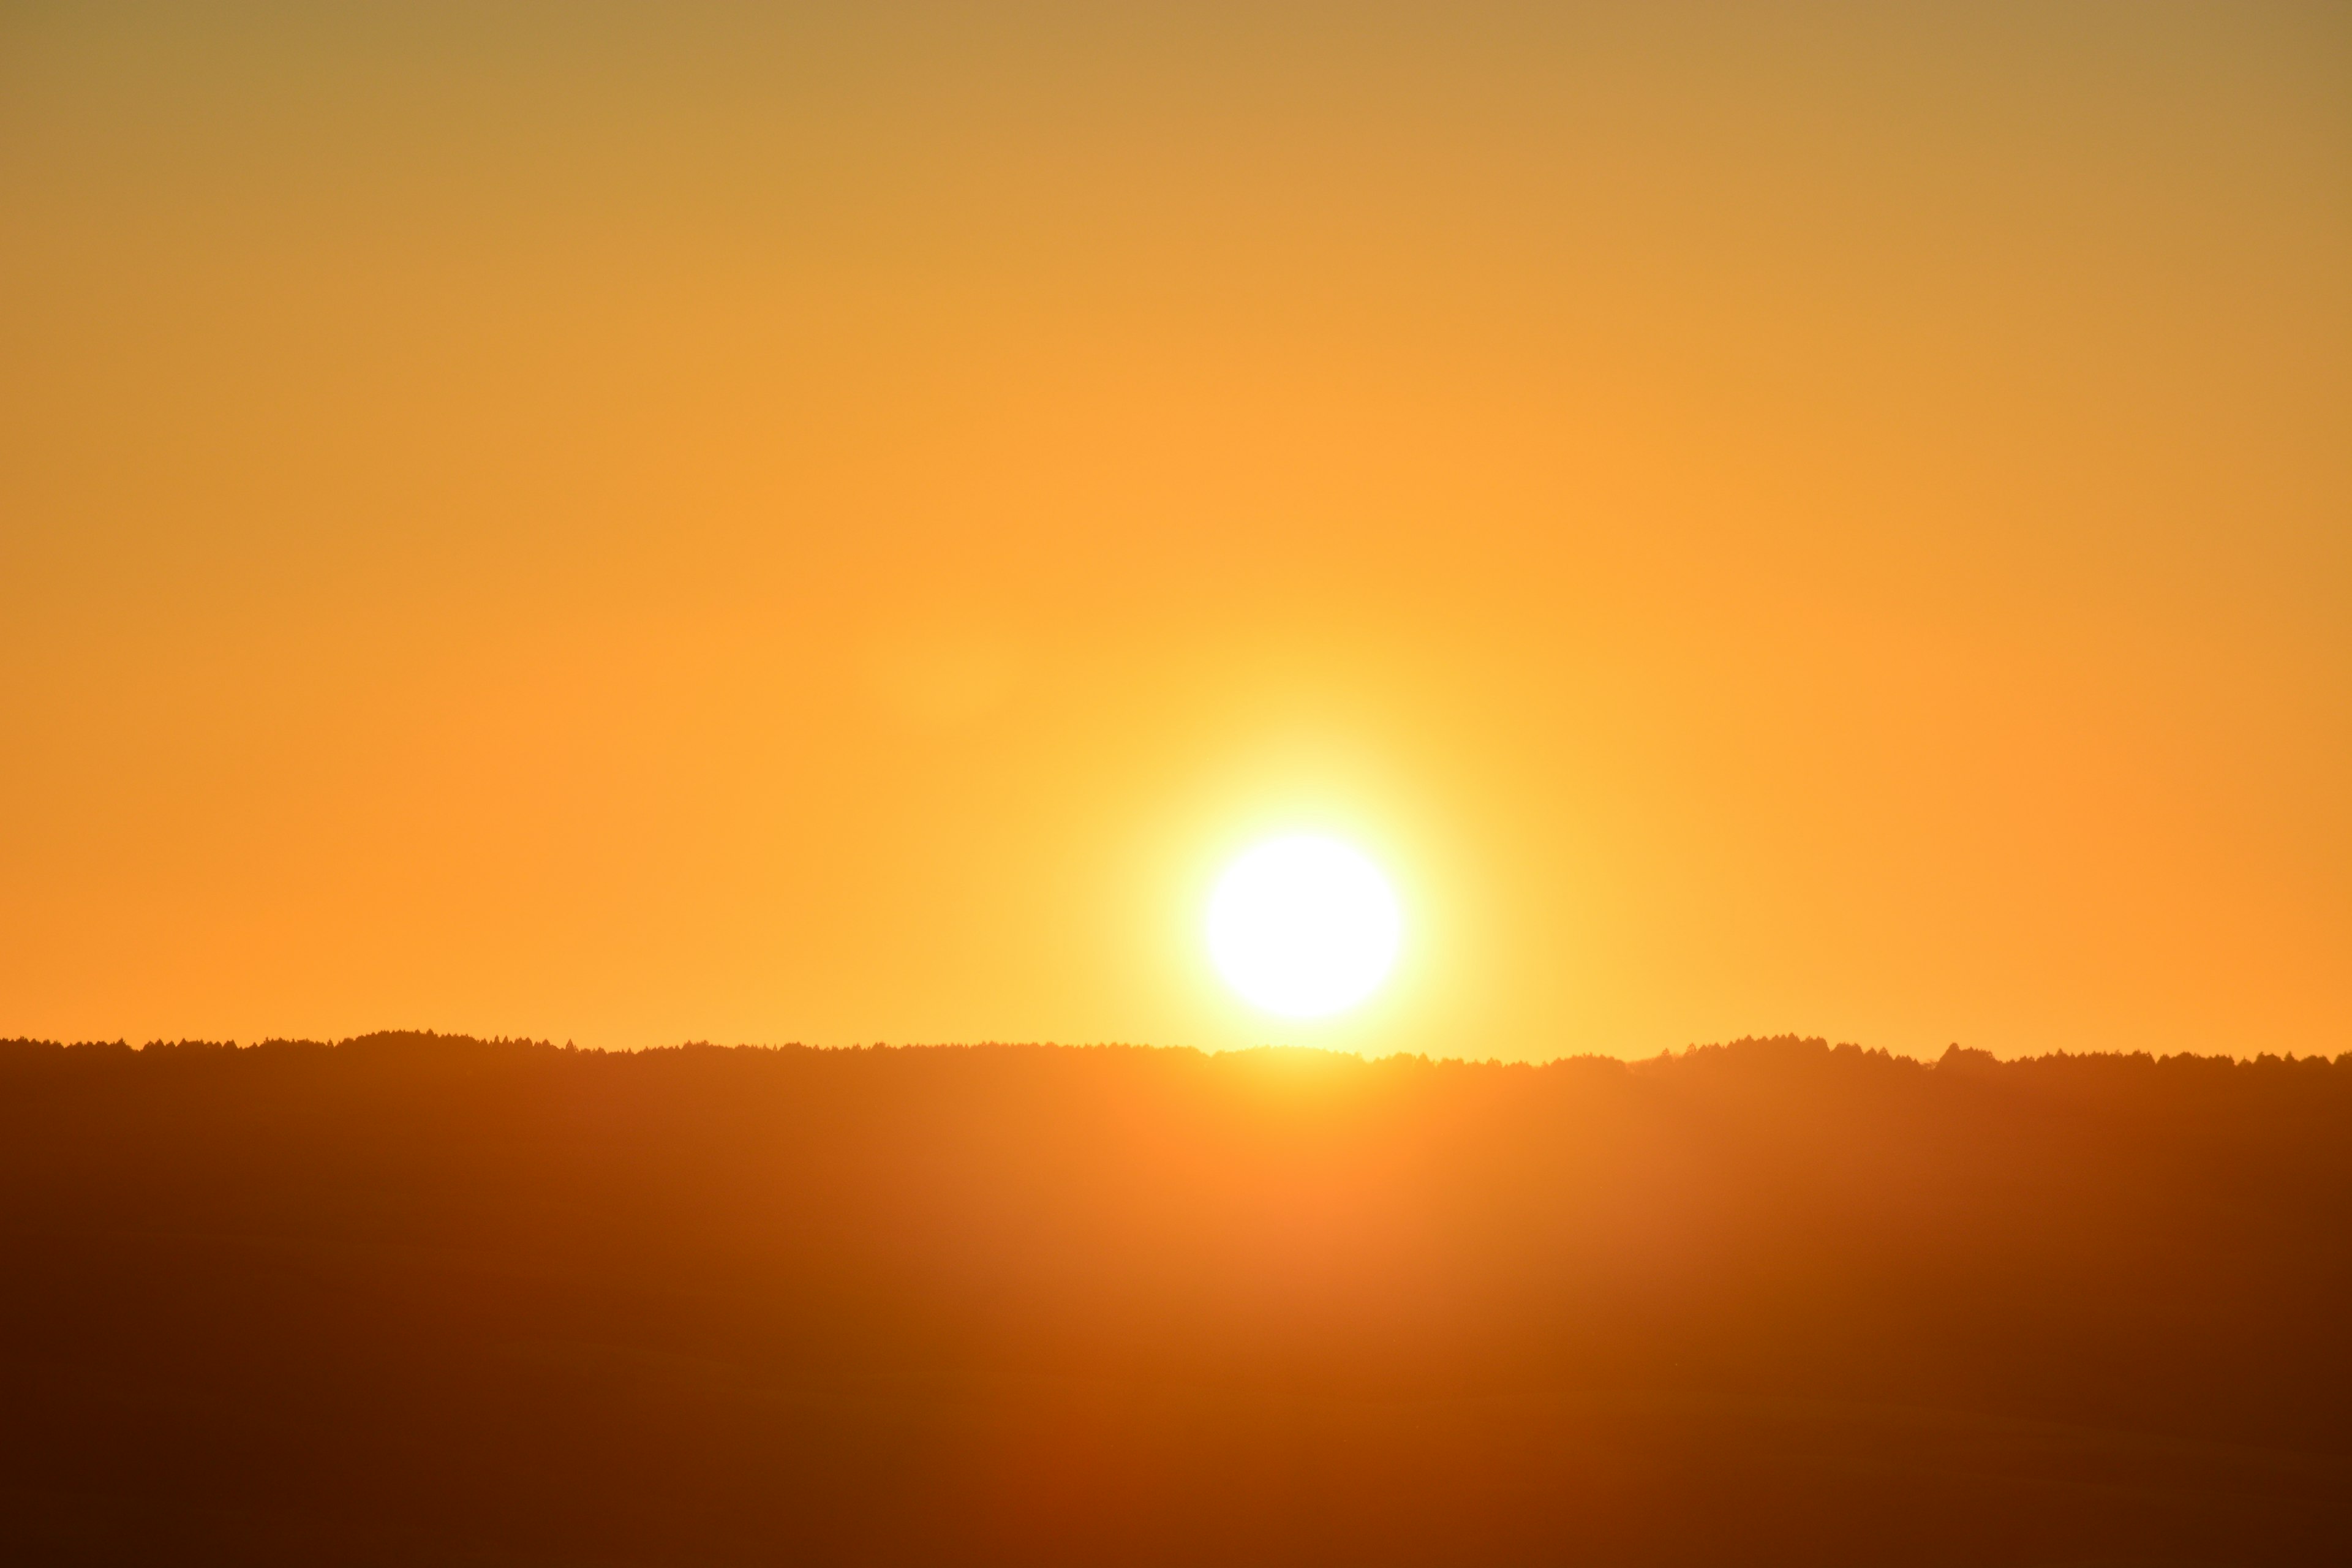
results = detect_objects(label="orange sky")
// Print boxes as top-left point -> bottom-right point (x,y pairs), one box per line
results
3,2 -> 2346,1058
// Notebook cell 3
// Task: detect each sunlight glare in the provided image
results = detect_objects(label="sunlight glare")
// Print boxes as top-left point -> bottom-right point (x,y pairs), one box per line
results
1207,835 -> 1402,1019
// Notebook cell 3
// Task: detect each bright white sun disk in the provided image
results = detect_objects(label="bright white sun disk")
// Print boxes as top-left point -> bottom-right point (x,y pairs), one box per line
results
1207,835 -> 1401,1018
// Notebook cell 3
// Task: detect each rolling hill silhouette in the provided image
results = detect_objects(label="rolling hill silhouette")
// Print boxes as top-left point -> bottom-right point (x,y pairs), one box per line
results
3,1033 -> 2347,1565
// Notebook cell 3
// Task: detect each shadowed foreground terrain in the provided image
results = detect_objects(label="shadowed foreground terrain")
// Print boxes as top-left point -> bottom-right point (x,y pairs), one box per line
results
3,1034 -> 2348,1566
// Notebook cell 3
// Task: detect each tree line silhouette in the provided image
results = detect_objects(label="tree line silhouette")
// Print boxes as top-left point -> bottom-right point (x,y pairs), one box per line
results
2,1032 -> 2347,1564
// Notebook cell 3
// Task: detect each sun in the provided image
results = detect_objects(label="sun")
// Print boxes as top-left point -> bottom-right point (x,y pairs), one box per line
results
1207,835 -> 1402,1019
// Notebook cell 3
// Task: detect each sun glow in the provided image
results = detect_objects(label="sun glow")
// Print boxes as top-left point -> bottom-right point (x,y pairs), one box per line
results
1207,835 -> 1402,1019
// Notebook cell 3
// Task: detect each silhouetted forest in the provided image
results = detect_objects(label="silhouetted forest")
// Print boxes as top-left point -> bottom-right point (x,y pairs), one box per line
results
3,1033 -> 2348,1565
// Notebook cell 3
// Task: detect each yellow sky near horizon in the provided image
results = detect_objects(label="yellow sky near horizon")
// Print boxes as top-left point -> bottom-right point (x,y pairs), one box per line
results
3,2 -> 2346,1058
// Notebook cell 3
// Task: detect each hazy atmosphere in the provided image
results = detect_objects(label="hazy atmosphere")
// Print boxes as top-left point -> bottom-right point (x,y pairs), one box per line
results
9,9 -> 2352,1567
6,1 -> 2346,1058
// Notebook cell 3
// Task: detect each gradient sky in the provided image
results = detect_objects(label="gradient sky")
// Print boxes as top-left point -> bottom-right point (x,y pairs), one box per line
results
3,2 -> 2346,1057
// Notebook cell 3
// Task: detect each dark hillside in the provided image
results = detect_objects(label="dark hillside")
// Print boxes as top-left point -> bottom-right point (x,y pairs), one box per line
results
2,1035 -> 2347,1565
